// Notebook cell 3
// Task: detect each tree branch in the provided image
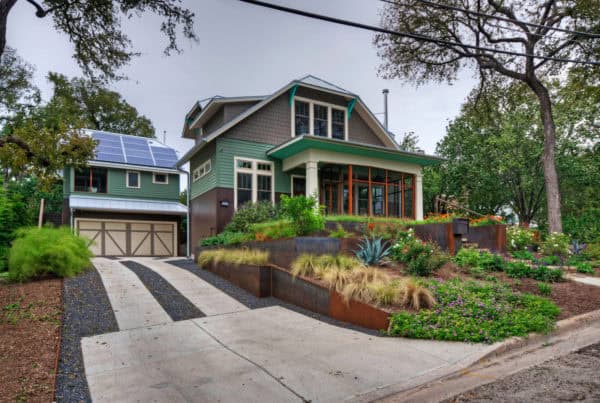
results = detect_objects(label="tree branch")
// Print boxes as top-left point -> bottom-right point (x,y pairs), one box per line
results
25,0 -> 65,18
0,135 -> 50,166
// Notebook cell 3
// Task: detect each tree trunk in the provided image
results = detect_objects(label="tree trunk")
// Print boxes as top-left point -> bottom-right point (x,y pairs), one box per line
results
529,80 -> 563,233
0,0 -> 18,59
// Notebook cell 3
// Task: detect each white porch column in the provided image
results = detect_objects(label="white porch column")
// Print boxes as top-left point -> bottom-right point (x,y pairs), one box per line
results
415,172 -> 424,220
305,161 -> 319,199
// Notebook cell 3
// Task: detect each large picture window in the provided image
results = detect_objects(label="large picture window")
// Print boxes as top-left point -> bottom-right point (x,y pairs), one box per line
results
319,164 -> 415,218
234,158 -> 274,209
74,167 -> 108,193
292,97 -> 347,140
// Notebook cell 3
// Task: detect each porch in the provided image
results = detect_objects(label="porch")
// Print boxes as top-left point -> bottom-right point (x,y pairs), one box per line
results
268,135 -> 443,221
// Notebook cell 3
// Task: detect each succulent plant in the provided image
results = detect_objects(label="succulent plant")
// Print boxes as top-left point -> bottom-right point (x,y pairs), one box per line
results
355,236 -> 390,266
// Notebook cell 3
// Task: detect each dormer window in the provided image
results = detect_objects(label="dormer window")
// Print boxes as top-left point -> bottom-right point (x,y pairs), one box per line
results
292,97 -> 348,140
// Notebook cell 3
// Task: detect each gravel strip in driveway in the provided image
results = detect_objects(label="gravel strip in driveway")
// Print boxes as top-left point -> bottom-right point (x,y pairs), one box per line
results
168,259 -> 379,336
121,260 -> 205,321
55,267 -> 118,403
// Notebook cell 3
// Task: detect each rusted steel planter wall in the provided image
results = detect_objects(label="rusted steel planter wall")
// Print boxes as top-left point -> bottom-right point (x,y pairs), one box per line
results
199,261 -> 390,331
467,225 -> 507,253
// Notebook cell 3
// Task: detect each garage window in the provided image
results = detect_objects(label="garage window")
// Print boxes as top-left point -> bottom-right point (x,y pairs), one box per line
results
127,171 -> 140,188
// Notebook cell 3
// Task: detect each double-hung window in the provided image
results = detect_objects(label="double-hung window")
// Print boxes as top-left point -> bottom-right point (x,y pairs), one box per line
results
234,158 -> 274,209
126,171 -> 140,188
292,98 -> 347,140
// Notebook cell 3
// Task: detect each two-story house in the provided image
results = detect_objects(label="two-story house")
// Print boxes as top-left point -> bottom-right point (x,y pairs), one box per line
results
63,130 -> 187,257
177,75 -> 442,249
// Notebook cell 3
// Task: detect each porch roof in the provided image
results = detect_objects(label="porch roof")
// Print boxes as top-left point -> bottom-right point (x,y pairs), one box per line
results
267,135 -> 443,166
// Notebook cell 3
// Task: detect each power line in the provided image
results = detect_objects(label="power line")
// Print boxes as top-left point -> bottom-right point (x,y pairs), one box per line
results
380,0 -> 600,39
235,0 -> 600,66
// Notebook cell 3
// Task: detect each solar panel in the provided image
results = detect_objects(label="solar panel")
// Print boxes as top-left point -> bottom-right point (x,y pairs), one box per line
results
89,130 -> 179,169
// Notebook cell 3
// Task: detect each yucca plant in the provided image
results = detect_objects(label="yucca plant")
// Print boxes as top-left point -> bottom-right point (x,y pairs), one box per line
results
355,236 -> 391,266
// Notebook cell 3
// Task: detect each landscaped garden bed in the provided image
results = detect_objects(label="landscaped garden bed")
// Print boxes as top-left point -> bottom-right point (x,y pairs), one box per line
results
0,278 -> 62,402
196,196 -> 600,343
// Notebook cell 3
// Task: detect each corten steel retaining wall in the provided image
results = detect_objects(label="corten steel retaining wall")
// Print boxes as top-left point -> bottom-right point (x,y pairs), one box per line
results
199,260 -> 391,331
468,225 -> 507,253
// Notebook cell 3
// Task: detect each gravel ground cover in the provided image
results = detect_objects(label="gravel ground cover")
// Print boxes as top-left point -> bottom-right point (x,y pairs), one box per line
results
121,260 -> 205,321
448,342 -> 600,402
55,268 -> 118,403
0,278 -> 62,402
168,259 -> 379,335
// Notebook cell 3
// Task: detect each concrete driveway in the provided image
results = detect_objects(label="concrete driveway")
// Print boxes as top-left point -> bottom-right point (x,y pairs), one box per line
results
83,257 -> 489,402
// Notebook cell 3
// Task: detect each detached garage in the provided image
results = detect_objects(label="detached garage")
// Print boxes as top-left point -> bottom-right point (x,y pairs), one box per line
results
68,193 -> 187,257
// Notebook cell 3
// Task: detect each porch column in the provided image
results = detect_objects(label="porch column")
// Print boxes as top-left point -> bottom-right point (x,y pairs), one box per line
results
415,172 -> 424,220
305,161 -> 319,200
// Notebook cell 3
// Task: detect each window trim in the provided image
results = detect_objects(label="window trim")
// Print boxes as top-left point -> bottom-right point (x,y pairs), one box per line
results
290,174 -> 306,197
233,157 -> 275,209
192,159 -> 212,182
126,170 -> 141,189
152,172 -> 169,185
291,96 -> 348,141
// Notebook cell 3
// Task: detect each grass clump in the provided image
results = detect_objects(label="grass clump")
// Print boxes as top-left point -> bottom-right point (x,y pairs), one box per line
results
198,248 -> 269,267
537,282 -> 552,296
8,226 -> 92,282
251,219 -> 297,241
575,262 -> 595,274
329,224 -> 351,238
389,279 -> 560,343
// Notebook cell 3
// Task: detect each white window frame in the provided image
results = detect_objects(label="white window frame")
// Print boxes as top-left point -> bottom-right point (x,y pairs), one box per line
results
233,157 -> 275,209
291,96 -> 349,141
152,172 -> 169,185
192,159 -> 212,183
126,171 -> 140,189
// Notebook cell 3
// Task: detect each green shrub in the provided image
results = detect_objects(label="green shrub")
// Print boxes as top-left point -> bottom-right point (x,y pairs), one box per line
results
279,195 -> 324,236
251,219 -> 297,240
510,250 -> 535,261
505,261 -> 532,278
537,255 -> 561,266
329,224 -> 351,238
540,232 -> 570,257
469,267 -> 486,279
583,243 -> 600,261
355,236 -> 390,266
454,247 -> 482,268
576,262 -> 595,274
388,279 -> 560,343
537,282 -> 552,296
225,201 -> 278,233
563,209 -> 600,243
0,186 -> 28,272
200,231 -> 253,247
507,226 -> 536,251
478,252 -> 505,271
530,266 -> 564,283
8,227 -> 92,282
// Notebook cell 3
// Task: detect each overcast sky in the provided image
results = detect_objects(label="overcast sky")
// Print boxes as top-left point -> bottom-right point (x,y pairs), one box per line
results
8,0 -> 477,158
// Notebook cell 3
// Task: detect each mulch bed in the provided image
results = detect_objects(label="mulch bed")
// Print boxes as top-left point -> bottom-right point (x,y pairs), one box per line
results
0,278 -> 62,403
55,267 -> 118,403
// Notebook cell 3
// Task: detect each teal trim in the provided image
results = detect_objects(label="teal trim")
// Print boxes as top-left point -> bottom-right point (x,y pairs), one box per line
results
268,136 -> 443,166
289,84 -> 299,106
347,98 -> 357,118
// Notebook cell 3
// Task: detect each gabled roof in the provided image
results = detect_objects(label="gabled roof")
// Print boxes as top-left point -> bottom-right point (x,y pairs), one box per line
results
88,129 -> 179,170
178,75 -> 399,166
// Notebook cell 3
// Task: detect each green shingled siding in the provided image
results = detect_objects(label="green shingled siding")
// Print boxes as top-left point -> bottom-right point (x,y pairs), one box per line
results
67,167 -> 180,201
215,137 -> 291,193
189,141 -> 217,199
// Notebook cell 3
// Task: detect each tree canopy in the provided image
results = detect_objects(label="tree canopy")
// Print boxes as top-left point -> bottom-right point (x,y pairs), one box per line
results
375,0 -> 600,233
48,73 -> 155,137
0,0 -> 197,82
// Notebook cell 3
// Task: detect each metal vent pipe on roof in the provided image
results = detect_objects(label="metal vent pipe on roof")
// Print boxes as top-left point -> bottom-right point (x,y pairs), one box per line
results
382,89 -> 389,130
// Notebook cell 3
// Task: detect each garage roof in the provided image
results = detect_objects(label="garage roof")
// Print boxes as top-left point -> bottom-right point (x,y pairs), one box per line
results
69,195 -> 187,215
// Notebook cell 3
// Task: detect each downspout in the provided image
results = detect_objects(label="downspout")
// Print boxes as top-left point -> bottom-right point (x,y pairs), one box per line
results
179,168 -> 191,258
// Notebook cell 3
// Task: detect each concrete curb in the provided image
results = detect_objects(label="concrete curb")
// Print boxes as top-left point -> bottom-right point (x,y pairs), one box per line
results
470,307 -> 600,366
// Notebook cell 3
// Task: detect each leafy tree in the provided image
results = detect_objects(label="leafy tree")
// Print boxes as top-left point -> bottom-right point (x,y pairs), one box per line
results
398,131 -> 420,152
48,73 -> 155,137
0,0 -> 197,82
0,47 -> 39,118
375,0 -> 600,233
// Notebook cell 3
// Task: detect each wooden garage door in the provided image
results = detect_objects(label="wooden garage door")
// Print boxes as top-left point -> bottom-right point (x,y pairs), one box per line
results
75,219 -> 177,257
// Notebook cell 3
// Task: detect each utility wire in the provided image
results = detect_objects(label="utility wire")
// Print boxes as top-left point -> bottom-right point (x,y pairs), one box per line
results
236,0 -> 600,66
380,0 -> 600,39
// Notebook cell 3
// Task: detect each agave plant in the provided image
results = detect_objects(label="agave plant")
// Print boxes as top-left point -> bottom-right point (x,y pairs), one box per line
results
355,236 -> 391,266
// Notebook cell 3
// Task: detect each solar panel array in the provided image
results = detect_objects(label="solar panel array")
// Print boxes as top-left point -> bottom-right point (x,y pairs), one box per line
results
91,131 -> 178,168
